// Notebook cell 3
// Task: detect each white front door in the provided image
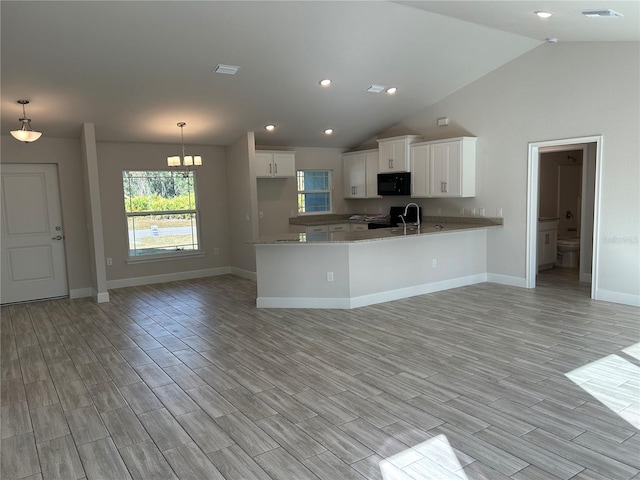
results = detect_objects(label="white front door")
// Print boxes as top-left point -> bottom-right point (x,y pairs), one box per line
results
1,163 -> 68,304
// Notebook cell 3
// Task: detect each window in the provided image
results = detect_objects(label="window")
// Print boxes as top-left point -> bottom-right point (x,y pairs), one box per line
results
123,170 -> 199,257
297,170 -> 332,214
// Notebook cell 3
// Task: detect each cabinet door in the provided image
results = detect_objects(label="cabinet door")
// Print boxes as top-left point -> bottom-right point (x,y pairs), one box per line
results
542,230 -> 557,265
410,145 -> 429,198
428,141 -> 461,197
350,223 -> 368,232
378,141 -> 394,172
328,223 -> 349,232
273,153 -> 296,177
255,152 -> 274,178
344,153 -> 366,198
364,151 -> 380,198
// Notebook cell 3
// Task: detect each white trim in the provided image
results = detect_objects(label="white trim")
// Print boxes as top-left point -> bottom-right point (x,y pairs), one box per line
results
107,267 -> 231,289
257,274 -> 486,309
594,289 -> 640,308
126,252 -> 205,265
526,135 -> 603,297
230,267 -> 257,282
69,288 -> 93,299
486,274 -> 527,288
96,291 -> 110,303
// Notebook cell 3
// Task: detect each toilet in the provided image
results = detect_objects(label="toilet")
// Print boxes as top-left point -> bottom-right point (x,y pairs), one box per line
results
557,237 -> 580,267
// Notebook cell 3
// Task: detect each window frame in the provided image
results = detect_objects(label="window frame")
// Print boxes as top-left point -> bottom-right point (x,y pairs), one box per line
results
296,169 -> 333,215
122,170 -> 202,261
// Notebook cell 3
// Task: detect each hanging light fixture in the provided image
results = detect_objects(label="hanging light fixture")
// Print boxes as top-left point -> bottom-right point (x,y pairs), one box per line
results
10,100 -> 43,143
167,122 -> 202,172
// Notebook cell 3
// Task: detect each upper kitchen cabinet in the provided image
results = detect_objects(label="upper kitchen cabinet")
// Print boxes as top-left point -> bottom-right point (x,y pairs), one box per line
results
377,135 -> 423,173
343,149 -> 380,199
255,151 -> 296,178
411,137 -> 476,198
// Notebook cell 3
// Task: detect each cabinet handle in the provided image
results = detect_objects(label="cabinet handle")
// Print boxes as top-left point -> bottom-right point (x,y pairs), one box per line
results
545,233 -> 549,244
269,163 -> 272,174
389,158 -> 392,169
274,163 -> 278,175
444,181 -> 447,193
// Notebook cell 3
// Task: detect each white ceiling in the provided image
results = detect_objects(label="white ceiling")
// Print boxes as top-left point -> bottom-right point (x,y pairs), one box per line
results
2,1 -> 638,149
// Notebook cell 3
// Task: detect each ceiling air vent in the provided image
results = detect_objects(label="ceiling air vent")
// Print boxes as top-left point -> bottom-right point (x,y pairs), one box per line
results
366,84 -> 386,93
214,64 -> 240,75
582,9 -> 623,17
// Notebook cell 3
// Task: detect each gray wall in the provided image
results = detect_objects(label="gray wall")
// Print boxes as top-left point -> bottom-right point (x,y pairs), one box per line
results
96,140 -> 230,282
376,42 -> 640,298
1,136 -> 92,295
257,146 -> 346,237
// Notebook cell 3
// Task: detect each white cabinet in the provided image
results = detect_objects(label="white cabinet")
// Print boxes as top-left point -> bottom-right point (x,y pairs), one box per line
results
328,223 -> 349,232
377,135 -> 422,173
538,220 -> 558,270
343,150 -> 380,199
289,224 -> 328,234
255,151 -> 296,178
410,143 -> 430,197
350,223 -> 369,232
410,137 -> 476,198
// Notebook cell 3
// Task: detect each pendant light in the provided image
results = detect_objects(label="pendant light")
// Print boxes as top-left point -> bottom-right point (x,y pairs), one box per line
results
10,100 -> 43,143
167,122 -> 202,171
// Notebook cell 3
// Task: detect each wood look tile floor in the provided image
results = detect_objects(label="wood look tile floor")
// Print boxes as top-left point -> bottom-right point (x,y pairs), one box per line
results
1,270 -> 639,480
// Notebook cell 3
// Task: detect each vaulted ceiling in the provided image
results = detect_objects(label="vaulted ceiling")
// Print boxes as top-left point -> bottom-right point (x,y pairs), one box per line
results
2,1 -> 638,149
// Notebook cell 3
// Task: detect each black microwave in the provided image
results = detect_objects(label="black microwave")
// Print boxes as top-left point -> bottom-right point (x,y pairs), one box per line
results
377,172 -> 411,196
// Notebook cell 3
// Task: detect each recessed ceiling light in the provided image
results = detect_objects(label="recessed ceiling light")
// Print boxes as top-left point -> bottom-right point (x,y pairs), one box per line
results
582,9 -> 623,17
265,124 -> 275,131
386,87 -> 397,95
319,79 -> 332,87
214,64 -> 240,75
324,128 -> 334,135
535,11 -> 553,18
366,84 -> 386,93
546,37 -> 558,43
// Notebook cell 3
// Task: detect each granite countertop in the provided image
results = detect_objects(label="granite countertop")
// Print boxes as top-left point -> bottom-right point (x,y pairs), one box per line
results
254,216 -> 503,244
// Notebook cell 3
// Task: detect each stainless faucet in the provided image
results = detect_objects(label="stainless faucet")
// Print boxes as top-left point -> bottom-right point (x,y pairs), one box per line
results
402,202 -> 421,231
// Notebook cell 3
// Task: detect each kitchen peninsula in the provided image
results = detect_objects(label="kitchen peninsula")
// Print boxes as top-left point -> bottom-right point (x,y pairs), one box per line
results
254,216 -> 502,308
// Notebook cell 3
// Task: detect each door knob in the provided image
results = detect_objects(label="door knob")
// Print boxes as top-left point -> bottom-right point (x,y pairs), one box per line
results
52,235 -> 63,240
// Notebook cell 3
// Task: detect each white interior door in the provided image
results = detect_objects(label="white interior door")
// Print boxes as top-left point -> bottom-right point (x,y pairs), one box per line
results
1,163 -> 68,304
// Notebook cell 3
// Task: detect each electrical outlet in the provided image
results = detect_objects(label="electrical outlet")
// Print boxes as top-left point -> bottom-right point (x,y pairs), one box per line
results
437,207 -> 442,216
460,207 -> 465,216
214,248 -> 219,255
471,208 -> 476,216
432,259 -> 437,268
497,208 -> 503,217
479,208 -> 485,217
106,257 -> 112,266
259,211 -> 264,218
327,272 -> 334,282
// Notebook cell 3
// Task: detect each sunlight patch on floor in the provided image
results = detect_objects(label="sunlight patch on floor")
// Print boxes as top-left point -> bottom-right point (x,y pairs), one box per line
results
379,434 -> 469,480
565,348 -> 640,430
623,342 -> 640,361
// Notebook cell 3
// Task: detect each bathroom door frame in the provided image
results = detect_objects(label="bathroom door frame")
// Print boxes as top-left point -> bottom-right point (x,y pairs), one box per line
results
526,135 -> 603,299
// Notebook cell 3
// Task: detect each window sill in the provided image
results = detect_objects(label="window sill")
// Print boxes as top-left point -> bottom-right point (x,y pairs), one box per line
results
126,251 -> 206,265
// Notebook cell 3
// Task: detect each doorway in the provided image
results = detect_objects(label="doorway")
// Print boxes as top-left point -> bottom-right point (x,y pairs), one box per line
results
1,163 -> 69,304
526,136 -> 602,299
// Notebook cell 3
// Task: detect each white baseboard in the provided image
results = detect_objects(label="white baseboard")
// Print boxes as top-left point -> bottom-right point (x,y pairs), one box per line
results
230,267 -> 257,282
96,291 -> 110,303
257,274 -> 487,309
486,273 -> 527,288
106,267 -> 231,290
595,289 -> 640,307
69,288 -> 93,299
